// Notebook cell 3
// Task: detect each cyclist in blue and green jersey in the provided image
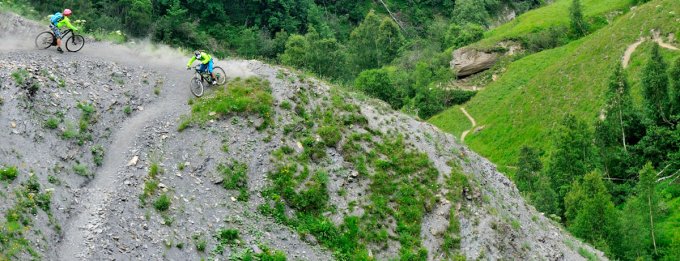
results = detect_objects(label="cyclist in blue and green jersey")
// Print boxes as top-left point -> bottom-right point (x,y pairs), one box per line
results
49,9 -> 79,53
187,50 -> 217,85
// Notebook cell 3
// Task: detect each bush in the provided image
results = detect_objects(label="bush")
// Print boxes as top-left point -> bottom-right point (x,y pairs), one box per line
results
355,67 -> 406,109
446,23 -> 485,49
154,194 -> 171,211
318,125 -> 341,147
521,26 -> 570,52
0,166 -> 19,181
44,118 -> 59,129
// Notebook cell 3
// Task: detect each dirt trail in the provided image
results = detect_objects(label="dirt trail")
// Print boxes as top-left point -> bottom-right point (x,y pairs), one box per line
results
51,50 -> 251,259
0,23 -> 251,259
622,33 -> 679,68
622,38 -> 645,68
460,107 -> 476,142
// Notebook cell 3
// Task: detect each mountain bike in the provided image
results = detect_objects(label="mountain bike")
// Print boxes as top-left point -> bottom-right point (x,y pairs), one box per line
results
188,65 -> 227,97
35,29 -> 85,52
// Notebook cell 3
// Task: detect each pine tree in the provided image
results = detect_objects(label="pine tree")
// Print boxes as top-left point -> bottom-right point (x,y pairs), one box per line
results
564,170 -> 620,254
642,44 -> 671,125
546,114 -> 597,214
669,57 -> 680,119
376,17 -> 404,67
349,10 -> 382,73
516,145 -> 542,193
569,0 -> 589,37
638,162 -> 658,255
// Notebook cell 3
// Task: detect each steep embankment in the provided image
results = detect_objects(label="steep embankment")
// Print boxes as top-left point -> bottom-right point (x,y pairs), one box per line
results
1,12 -> 604,260
431,0 -> 680,169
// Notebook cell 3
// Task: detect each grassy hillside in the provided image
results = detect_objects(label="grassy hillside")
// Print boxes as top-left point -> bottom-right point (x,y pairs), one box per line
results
473,0 -> 631,49
430,0 -> 680,170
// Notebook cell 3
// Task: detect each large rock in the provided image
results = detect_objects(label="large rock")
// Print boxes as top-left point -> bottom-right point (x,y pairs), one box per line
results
450,48 -> 499,77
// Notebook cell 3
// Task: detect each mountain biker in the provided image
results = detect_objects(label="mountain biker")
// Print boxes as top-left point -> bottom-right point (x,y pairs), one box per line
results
49,9 -> 79,53
187,50 -> 217,85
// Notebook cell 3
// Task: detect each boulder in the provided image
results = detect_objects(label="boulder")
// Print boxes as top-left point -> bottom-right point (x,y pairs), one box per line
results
450,48 -> 499,77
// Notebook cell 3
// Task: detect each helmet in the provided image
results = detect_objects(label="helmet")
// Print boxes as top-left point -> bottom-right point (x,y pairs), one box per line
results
63,9 -> 72,16
194,51 -> 201,59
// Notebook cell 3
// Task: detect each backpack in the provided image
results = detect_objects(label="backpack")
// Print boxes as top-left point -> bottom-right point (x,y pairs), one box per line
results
50,12 -> 63,25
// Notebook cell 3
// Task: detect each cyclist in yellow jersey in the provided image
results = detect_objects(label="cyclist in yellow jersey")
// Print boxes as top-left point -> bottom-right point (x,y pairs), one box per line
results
187,51 -> 217,85
49,9 -> 79,53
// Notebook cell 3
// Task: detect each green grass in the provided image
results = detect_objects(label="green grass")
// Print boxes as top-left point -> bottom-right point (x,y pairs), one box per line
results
214,228 -> 240,254
0,175 -> 52,260
72,164 -> 89,177
10,69 -> 29,85
0,166 -> 18,181
430,0 -> 680,170
179,77 -> 274,131
473,0 -> 631,49
44,118 -> 59,129
91,145 -> 105,166
153,194 -> 171,212
218,161 -> 249,201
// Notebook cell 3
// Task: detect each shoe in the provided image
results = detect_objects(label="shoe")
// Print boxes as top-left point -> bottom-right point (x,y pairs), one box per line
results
212,80 -> 217,85
57,47 -> 64,53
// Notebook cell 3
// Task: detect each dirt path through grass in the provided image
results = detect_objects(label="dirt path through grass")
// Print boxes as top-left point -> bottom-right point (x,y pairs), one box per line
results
623,34 -> 678,68
460,107 -> 476,142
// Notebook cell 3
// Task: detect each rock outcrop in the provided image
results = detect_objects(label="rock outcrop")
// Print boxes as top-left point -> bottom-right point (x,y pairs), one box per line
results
451,48 -> 499,77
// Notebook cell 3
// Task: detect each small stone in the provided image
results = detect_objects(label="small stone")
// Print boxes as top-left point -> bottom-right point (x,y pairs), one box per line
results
127,156 -> 139,167
158,183 -> 167,189
252,245 -> 263,255
137,106 -> 144,111
230,197 -> 237,202
10,122 -> 16,128
208,111 -> 217,116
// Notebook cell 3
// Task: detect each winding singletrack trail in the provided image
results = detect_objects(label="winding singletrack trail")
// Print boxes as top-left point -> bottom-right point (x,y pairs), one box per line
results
622,33 -> 679,68
460,107 -> 476,143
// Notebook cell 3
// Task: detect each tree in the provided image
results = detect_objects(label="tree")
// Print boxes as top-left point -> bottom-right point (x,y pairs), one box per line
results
546,114 -> 597,214
354,67 -> 405,109
304,27 -> 348,79
642,44 -> 671,125
280,34 -> 308,68
349,10 -> 382,73
564,170 -> 621,254
516,145 -> 542,193
376,17 -> 405,67
638,162 -> 659,255
569,0 -> 589,37
669,57 -> 680,118
445,23 -> 485,49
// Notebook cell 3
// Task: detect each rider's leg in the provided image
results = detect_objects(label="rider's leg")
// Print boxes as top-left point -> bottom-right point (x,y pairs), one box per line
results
208,59 -> 216,83
50,25 -> 63,52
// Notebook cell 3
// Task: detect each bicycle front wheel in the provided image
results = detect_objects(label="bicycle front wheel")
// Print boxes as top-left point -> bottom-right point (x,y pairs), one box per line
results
65,35 -> 85,52
35,32 -> 54,49
190,76 -> 204,97
213,67 -> 227,85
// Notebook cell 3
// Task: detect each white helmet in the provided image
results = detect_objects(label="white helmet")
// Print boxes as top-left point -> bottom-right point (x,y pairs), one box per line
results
194,50 -> 201,59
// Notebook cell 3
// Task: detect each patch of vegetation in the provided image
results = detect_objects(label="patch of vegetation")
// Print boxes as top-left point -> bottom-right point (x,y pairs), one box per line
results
193,234 -> 207,252
214,228 -> 239,254
0,174 -> 54,259
149,162 -> 162,179
0,166 -> 19,181
72,163 -> 89,177
44,117 -> 60,129
91,145 -> 105,167
153,194 -> 171,212
179,77 -> 274,131
318,125 -> 341,147
218,161 -> 249,201
10,68 -> 29,85
123,105 -> 132,115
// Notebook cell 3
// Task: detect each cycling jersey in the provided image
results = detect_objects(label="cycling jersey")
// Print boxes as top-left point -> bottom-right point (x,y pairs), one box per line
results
187,52 -> 212,66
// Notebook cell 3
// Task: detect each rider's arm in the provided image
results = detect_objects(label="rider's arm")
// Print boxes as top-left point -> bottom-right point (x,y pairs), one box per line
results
187,57 -> 196,67
59,17 -> 78,31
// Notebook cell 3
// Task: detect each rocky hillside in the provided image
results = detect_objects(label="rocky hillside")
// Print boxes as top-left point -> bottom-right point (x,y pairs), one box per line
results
0,12 -> 603,260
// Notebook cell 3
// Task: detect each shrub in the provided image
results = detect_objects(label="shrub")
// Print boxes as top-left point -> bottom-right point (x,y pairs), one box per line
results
218,161 -> 249,201
73,164 -> 89,177
91,145 -> 105,166
154,194 -> 171,211
354,67 -> 405,109
44,118 -> 60,129
0,166 -> 19,181
446,23 -> 485,49
318,125 -> 341,147
522,26 -> 570,52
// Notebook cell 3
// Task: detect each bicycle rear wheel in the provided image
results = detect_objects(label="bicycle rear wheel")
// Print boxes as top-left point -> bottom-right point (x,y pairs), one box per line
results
65,35 -> 85,52
213,67 -> 227,85
35,32 -> 54,49
190,76 -> 204,97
